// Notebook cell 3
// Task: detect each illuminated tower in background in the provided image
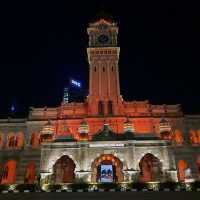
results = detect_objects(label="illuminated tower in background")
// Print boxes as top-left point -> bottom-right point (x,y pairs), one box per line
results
87,19 -> 123,116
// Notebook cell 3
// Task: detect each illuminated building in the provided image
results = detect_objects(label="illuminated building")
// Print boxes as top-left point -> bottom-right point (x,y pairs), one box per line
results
0,17 -> 200,185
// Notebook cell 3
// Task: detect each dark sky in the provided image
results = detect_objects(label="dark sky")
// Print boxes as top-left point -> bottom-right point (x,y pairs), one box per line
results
0,1 -> 200,118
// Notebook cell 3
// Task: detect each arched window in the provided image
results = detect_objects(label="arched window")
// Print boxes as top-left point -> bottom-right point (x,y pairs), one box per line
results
15,132 -> 24,149
24,162 -> 36,184
1,160 -> 17,184
98,101 -> 104,115
174,129 -> 184,146
7,134 -> 15,148
189,130 -> 198,145
108,101 -> 113,115
177,160 -> 187,182
30,133 -> 40,148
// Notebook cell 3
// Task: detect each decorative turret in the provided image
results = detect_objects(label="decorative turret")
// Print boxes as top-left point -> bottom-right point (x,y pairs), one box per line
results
159,118 -> 172,140
78,121 -> 89,141
159,118 -> 171,133
40,120 -> 55,143
124,119 -> 135,133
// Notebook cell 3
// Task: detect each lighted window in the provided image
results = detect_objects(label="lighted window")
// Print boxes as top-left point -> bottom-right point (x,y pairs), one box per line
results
1,160 -> 17,184
24,162 -> 36,184
174,129 -> 184,146
7,134 -> 15,148
108,101 -> 113,115
177,160 -> 187,182
189,130 -> 198,145
30,133 -> 40,148
98,101 -> 104,115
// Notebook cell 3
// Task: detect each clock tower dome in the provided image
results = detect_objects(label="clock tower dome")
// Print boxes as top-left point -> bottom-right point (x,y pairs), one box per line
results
87,18 -> 123,116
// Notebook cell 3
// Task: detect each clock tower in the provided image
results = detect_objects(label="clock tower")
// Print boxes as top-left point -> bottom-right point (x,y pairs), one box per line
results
87,18 -> 123,116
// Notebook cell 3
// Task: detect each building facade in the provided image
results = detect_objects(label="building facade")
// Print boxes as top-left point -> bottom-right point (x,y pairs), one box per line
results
0,18 -> 200,185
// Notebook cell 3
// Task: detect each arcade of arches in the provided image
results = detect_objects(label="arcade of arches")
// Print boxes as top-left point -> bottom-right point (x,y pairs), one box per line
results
139,153 -> 163,182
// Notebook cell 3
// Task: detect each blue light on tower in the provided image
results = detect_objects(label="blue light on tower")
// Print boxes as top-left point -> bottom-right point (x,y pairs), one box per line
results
11,105 -> 15,113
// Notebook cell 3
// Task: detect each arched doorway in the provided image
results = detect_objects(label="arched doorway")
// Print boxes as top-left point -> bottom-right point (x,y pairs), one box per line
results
91,154 -> 123,183
177,160 -> 187,182
53,155 -> 75,184
24,162 -> 36,184
139,153 -> 162,182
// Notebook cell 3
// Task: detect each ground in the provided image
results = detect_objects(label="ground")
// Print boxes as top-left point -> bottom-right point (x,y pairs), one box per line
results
0,192 -> 199,200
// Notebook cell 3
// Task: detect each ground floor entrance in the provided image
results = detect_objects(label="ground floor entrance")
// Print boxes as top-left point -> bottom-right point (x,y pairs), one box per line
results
91,154 -> 124,183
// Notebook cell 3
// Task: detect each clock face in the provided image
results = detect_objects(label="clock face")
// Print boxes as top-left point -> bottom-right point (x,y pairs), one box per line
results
98,34 -> 109,44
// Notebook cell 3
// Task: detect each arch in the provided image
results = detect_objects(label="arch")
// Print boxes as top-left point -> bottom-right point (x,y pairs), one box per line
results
189,130 -> 198,145
139,153 -> 162,182
108,100 -> 113,115
177,160 -> 187,182
53,155 -> 75,183
174,129 -> 184,145
30,133 -> 40,148
7,133 -> 15,148
91,154 -> 124,183
98,101 -> 104,115
24,162 -> 36,184
1,160 -> 17,184
15,132 -> 24,149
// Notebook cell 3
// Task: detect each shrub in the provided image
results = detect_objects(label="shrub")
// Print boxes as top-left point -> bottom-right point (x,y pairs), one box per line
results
16,184 -> 37,192
97,183 -> 120,190
128,182 -> 148,190
69,183 -> 89,191
0,184 -> 10,192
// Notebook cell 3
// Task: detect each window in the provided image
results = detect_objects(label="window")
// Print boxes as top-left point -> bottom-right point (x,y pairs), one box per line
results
108,101 -> 113,115
98,101 -> 104,115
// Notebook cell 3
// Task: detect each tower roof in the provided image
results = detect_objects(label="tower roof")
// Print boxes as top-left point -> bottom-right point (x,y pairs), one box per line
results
91,11 -> 115,24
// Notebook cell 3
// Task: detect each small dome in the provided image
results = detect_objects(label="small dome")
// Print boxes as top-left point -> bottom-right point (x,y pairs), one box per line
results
78,121 -> 89,134
159,118 -> 171,133
124,119 -> 135,132
40,120 -> 55,143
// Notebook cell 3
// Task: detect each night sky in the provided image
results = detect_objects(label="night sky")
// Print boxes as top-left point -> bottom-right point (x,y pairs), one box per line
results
0,1 -> 200,118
